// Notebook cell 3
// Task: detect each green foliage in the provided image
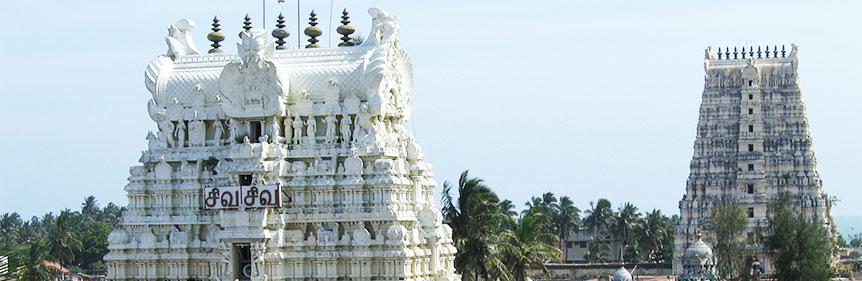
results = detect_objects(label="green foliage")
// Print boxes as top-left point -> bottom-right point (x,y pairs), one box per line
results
611,202 -> 641,261
442,171 -> 505,281
849,233 -> 862,248
584,199 -> 613,235
584,235 -> 611,263
4,239 -> 60,281
498,213 -> 563,281
0,196 -> 125,278
706,199 -> 751,281
761,191 -> 835,281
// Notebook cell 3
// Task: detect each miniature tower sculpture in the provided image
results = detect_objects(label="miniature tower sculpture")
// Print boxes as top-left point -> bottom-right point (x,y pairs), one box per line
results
105,8 -> 459,281
674,45 -> 834,274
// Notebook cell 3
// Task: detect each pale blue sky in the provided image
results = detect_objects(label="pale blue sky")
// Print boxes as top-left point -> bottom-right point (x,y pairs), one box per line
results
1,0 -> 860,233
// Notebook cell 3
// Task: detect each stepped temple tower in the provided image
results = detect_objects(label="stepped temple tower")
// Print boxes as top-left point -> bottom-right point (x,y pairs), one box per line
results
674,45 -> 834,274
104,8 -> 459,281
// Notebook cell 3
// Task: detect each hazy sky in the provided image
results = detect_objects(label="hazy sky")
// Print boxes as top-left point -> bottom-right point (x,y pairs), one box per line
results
1,0 -> 860,230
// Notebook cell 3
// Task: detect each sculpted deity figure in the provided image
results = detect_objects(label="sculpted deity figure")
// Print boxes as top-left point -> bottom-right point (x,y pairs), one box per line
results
212,117 -> 224,146
219,242 -> 231,277
188,113 -> 206,147
283,112 -> 292,143
324,111 -> 337,144
164,19 -> 201,59
228,119 -> 239,144
306,116 -> 317,145
353,103 -> 378,144
147,131 -> 167,151
250,242 -> 266,277
269,116 -> 280,143
365,8 -> 400,46
340,113 -> 352,144
175,119 -> 187,148
218,29 -> 289,118
154,114 -> 176,148
291,113 -> 303,145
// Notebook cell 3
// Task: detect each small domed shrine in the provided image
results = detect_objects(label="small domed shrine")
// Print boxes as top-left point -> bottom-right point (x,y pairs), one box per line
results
103,7 -> 459,281
612,266 -> 632,281
678,233 -> 717,281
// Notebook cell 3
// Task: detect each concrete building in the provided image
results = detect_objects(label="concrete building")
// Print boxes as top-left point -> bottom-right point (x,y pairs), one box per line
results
104,8 -> 459,281
674,45 -> 834,274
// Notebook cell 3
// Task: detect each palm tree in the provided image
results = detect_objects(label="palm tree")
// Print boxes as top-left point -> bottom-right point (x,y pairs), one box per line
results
0,213 -> 23,250
45,211 -> 82,266
583,199 -> 613,234
499,213 -> 562,281
637,209 -> 669,262
6,239 -> 59,281
554,196 -> 580,261
610,203 -> 641,262
442,170 -> 504,281
583,235 -> 610,263
498,199 -> 518,229
81,196 -> 99,217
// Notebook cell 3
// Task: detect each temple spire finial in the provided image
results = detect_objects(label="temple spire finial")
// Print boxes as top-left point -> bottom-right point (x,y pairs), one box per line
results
207,16 -> 226,53
337,9 -> 356,47
304,10 -> 322,48
272,13 -> 290,50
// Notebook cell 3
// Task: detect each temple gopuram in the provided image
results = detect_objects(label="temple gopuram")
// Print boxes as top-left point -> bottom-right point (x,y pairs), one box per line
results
104,8 -> 459,281
674,45 -> 835,274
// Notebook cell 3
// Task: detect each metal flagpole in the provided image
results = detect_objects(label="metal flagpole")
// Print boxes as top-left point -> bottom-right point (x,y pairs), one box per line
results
262,0 -> 266,28
328,0 -> 334,47
297,0 -> 301,48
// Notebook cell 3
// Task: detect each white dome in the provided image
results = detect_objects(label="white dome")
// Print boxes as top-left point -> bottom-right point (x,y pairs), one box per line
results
613,266 -> 632,281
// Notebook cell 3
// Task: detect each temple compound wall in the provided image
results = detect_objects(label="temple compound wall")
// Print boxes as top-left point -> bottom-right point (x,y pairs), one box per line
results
104,8 -> 459,281
674,45 -> 834,274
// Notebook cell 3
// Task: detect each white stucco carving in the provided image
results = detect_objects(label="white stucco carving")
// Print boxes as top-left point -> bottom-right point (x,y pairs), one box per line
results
107,8 -> 458,281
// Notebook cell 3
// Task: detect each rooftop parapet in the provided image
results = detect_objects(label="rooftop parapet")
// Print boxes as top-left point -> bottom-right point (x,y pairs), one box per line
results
704,44 -> 798,61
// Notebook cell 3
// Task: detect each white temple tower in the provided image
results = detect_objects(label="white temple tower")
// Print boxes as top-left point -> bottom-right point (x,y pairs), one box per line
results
104,8 -> 459,281
673,45 -> 834,274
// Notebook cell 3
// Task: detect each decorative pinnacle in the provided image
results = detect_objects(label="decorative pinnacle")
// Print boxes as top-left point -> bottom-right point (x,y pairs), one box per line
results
757,46 -> 762,58
749,46 -> 754,58
781,45 -> 786,57
717,47 -> 723,60
243,14 -> 252,31
741,47 -> 746,59
207,16 -> 226,53
765,46 -> 770,58
304,10 -> 322,48
336,9 -> 356,47
773,45 -> 778,58
272,13 -> 290,50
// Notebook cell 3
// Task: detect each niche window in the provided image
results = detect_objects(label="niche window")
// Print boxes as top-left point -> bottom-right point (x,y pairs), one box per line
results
747,184 -> 755,194
747,207 -> 755,218
233,243 -> 252,280
239,174 -> 253,186
749,94 -> 754,100
748,108 -> 754,115
250,121 -> 262,143
747,164 -> 754,171
748,80 -> 753,87
748,144 -> 754,152
748,125 -> 754,132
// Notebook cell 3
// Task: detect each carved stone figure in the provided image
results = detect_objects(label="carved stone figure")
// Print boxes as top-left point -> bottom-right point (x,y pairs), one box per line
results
324,79 -> 341,113
147,131 -> 167,151
269,116 -> 281,143
188,113 -> 206,147
218,29 -> 289,118
291,113 -> 303,145
340,113 -> 352,144
324,112 -> 337,144
212,118 -> 224,146
305,116 -> 317,145
154,114 -> 176,148
175,119 -> 187,148
343,92 -> 361,114
283,113 -> 292,143
165,19 -> 201,59
250,242 -> 266,278
228,119 -> 239,144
